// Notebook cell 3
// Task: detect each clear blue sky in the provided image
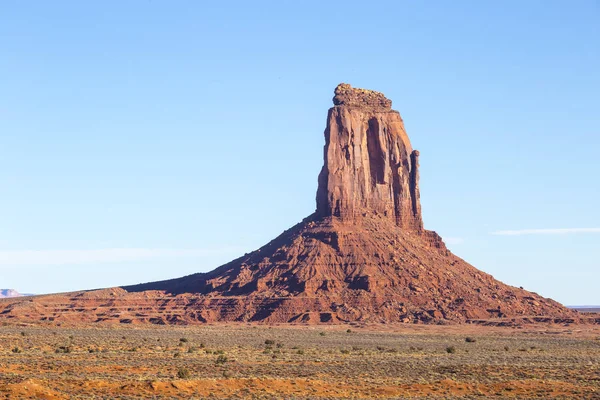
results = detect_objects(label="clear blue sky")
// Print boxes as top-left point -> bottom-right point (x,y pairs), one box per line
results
1,1 -> 598,304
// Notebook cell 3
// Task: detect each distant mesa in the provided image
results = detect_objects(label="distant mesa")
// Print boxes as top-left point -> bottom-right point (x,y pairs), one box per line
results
0,84 -> 584,325
0,289 -> 32,298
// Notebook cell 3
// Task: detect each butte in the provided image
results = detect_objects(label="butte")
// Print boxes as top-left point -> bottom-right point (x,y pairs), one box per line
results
122,83 -> 574,324
0,84 -> 578,325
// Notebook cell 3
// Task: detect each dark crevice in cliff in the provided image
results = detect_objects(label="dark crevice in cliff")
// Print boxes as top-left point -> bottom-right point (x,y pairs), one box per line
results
366,118 -> 385,185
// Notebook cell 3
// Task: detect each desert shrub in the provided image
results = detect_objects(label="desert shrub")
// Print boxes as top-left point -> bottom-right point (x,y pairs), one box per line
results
264,339 -> 275,345
446,346 -> 456,354
177,367 -> 191,379
465,337 -> 476,343
276,342 -> 283,348
20,331 -> 26,337
173,352 -> 181,358
180,338 -> 188,343
504,346 -> 510,351
296,349 -> 304,355
215,354 -> 228,364
376,346 -> 386,351
346,329 -> 352,333
55,346 -> 71,354
12,346 -> 22,353
319,332 -> 326,336
340,349 -> 350,354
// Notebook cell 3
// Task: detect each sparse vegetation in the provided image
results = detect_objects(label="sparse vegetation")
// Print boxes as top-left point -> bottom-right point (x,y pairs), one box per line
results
215,354 -> 228,364
446,346 -> 456,354
0,325 -> 596,398
55,345 -> 71,354
177,367 -> 191,379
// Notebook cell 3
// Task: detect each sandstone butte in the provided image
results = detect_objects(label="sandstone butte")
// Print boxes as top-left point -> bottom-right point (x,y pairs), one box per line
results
0,84 -> 590,326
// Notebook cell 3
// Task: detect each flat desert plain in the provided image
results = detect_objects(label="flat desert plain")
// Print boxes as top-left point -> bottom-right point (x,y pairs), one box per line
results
0,322 -> 599,399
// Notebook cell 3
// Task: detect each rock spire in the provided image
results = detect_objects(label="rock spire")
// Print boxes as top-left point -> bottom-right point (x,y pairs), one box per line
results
317,83 -> 423,231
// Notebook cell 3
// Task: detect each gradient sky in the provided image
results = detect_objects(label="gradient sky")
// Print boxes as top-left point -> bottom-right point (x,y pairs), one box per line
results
1,1 -> 598,304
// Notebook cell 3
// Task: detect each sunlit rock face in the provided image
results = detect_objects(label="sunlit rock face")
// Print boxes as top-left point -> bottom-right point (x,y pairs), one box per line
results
317,83 -> 423,232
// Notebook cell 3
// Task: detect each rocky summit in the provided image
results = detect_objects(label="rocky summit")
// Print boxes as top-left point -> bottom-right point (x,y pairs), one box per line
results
0,84 -> 581,325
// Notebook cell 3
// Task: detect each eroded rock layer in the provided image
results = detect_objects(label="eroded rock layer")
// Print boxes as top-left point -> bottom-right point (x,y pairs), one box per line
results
0,84 -> 580,325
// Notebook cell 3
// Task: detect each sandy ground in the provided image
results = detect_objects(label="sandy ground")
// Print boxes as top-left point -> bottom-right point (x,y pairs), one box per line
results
0,322 -> 599,399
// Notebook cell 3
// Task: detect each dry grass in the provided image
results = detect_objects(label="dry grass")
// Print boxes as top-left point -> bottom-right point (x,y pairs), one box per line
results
0,323 -> 598,399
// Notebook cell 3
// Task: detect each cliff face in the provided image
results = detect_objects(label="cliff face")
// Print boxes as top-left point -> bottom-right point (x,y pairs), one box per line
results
316,84 -> 422,231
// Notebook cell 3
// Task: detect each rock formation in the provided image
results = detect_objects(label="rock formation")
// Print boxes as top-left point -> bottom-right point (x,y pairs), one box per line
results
316,84 -> 422,231
0,289 -> 28,298
0,84 -> 580,325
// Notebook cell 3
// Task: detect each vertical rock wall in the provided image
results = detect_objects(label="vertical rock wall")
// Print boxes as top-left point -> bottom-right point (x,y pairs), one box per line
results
316,84 -> 423,231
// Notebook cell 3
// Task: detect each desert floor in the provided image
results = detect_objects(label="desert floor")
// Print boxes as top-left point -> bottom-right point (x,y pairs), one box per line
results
0,322 -> 598,399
